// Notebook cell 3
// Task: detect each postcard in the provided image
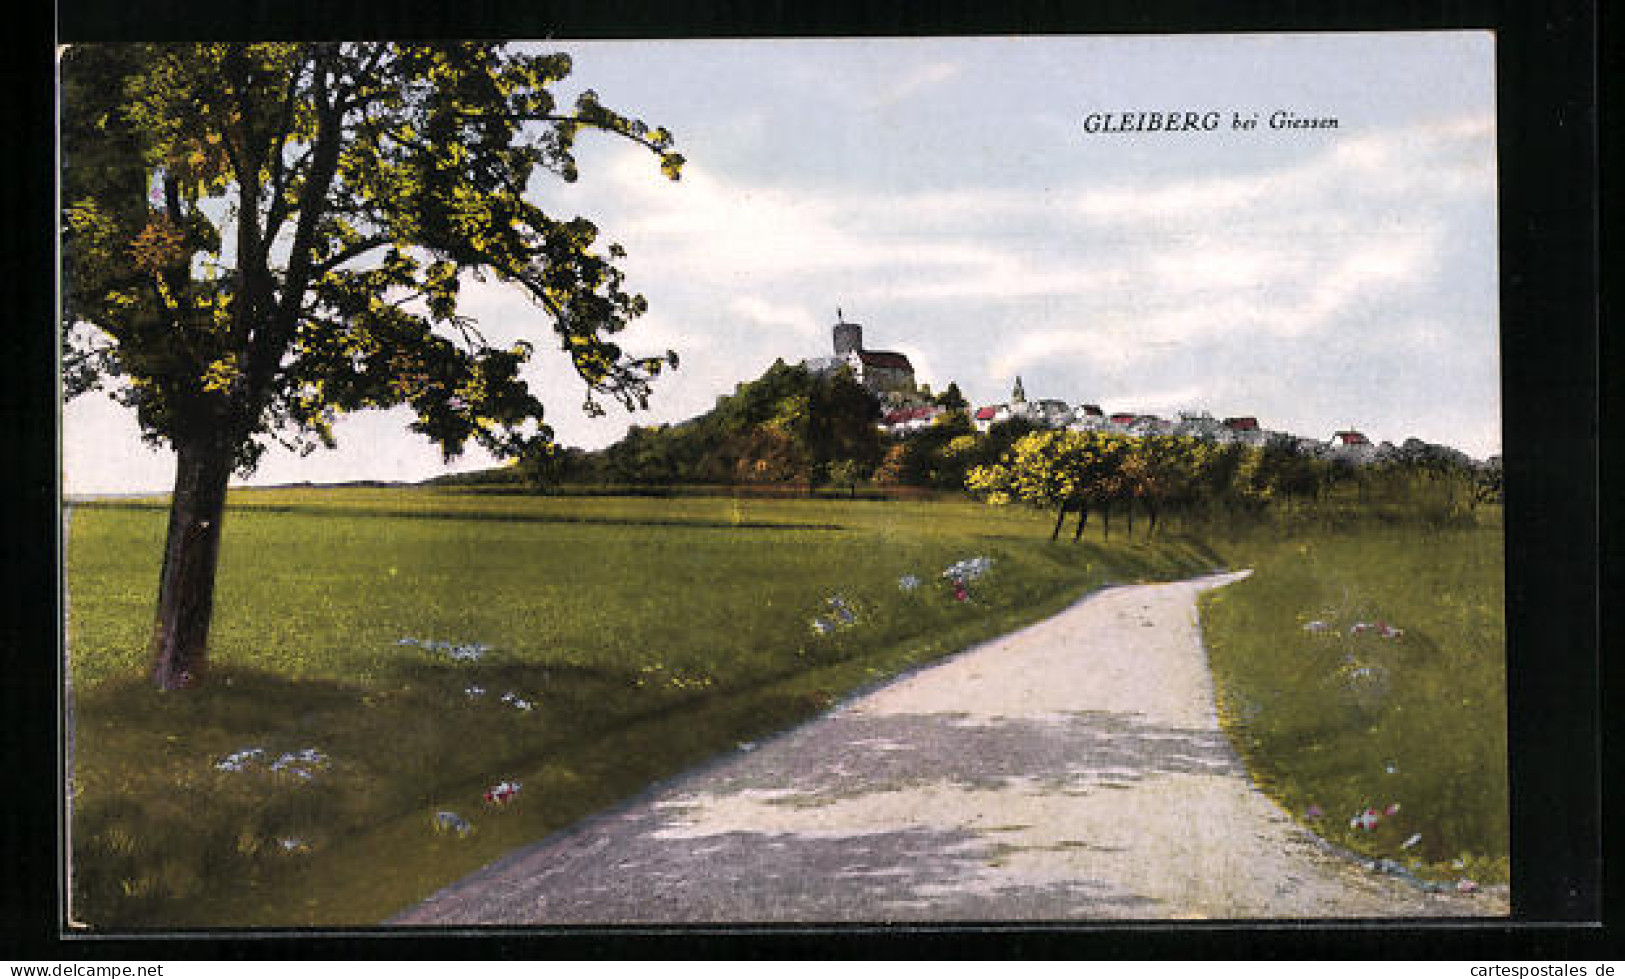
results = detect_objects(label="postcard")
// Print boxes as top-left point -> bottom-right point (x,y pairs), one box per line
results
59,32 -> 1510,931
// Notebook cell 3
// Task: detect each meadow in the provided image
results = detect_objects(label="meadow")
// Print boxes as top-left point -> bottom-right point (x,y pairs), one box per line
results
1198,513 -> 1508,888
66,488 -> 1220,928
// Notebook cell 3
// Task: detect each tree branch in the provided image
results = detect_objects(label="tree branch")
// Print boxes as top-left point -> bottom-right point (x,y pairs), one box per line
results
334,42 -> 389,113
262,48 -> 312,258
454,109 -> 678,157
245,48 -> 345,415
313,236 -> 392,275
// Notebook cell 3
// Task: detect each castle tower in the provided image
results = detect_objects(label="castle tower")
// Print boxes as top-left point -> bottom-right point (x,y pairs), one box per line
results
1012,375 -> 1027,404
833,309 -> 863,357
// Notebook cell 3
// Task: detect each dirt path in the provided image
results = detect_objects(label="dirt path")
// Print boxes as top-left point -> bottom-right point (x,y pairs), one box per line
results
392,571 -> 1508,924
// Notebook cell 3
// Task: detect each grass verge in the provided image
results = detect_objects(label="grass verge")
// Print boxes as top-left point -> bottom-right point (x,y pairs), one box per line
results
1197,516 -> 1508,888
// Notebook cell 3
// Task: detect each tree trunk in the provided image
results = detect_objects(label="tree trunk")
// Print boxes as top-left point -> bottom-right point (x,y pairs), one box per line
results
1050,503 -> 1069,541
148,437 -> 234,691
1127,498 -> 1135,539
1102,503 -> 1111,541
1147,503 -> 1159,540
1072,504 -> 1090,542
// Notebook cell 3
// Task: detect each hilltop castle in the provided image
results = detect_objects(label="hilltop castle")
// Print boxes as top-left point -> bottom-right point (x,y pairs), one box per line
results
803,310 -> 917,397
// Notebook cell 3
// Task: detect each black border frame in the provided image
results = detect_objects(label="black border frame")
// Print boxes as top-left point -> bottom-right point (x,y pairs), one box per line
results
8,0 -> 1607,961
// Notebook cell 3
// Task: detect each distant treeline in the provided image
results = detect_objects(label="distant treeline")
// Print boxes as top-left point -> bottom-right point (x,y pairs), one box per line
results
436,359 -> 1051,496
430,360 -> 1500,530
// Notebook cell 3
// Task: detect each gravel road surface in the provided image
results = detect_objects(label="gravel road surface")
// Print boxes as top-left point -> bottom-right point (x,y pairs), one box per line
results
392,571 -> 1508,924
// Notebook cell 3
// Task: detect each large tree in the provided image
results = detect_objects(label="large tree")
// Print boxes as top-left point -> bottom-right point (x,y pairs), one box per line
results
60,42 -> 685,690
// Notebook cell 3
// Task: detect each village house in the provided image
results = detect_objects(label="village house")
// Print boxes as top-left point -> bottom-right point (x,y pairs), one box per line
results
1328,429 -> 1377,462
880,403 -> 946,435
1068,405 -> 1108,433
971,405 -> 1006,433
1293,435 -> 1332,458
1173,411 -> 1227,440
1027,398 -> 1075,427
1221,416 -> 1268,446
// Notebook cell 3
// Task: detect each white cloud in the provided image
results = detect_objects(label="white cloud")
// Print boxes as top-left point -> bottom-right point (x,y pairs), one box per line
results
727,296 -> 823,341
870,61 -> 960,108
596,112 -> 1486,340
1103,383 -> 1210,416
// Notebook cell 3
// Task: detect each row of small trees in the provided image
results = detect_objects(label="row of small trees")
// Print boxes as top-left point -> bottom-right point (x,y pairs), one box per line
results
966,429 -> 1501,541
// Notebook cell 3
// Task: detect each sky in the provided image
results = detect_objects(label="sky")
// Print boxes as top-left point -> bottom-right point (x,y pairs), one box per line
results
61,32 -> 1500,494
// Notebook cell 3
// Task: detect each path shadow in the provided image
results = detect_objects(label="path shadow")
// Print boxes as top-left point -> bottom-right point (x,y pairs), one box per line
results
406,820 -> 1159,924
396,710 -> 1234,924
694,709 -> 1245,803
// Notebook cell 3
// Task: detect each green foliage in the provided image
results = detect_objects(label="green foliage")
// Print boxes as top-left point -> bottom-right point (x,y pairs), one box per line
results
67,489 -> 1215,926
967,424 -> 1496,542
881,409 -> 976,488
1252,434 -> 1331,505
826,459 -> 868,498
60,42 -> 683,469
533,360 -> 883,488
968,429 -> 1133,535
1199,523 -> 1507,883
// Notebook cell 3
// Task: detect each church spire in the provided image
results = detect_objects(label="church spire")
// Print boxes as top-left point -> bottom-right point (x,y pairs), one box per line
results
1012,375 -> 1027,404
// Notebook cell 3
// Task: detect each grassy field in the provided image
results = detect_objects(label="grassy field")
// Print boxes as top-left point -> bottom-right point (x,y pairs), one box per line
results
66,488 -> 1220,928
1199,513 -> 1508,887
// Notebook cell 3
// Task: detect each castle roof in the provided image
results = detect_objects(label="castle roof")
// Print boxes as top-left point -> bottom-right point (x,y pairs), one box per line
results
856,350 -> 913,370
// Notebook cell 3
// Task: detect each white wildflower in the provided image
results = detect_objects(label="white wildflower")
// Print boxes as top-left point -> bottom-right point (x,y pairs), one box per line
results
941,556 -> 994,581
433,811 -> 474,837
215,747 -> 266,773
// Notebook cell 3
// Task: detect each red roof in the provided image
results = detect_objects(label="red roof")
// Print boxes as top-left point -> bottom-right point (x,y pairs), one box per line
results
1080,404 -> 1103,416
1110,413 -> 1138,424
1333,430 -> 1370,445
973,406 -> 999,421
1223,416 -> 1259,431
857,350 -> 913,370
883,405 -> 939,424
